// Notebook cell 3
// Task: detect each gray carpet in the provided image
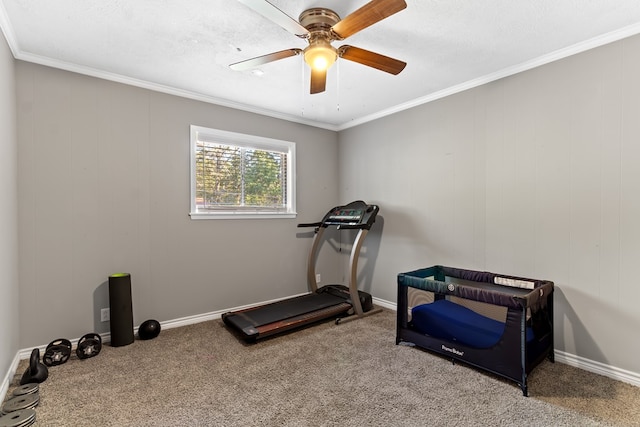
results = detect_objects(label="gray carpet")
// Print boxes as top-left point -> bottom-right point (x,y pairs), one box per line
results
5,309 -> 640,426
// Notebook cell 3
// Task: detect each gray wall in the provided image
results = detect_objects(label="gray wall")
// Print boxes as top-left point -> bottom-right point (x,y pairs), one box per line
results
0,31 -> 19,388
338,34 -> 640,374
16,61 -> 341,348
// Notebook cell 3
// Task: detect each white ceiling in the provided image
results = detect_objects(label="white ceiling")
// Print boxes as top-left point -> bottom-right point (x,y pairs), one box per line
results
2,0 -> 640,130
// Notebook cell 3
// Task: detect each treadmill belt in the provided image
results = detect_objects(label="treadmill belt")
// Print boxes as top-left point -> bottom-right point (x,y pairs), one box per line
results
237,292 -> 347,327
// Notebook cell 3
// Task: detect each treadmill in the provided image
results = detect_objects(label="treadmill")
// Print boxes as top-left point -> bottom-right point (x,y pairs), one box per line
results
222,200 -> 382,341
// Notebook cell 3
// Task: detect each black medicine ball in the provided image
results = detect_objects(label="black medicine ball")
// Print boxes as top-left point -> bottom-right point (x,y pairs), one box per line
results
138,319 -> 161,340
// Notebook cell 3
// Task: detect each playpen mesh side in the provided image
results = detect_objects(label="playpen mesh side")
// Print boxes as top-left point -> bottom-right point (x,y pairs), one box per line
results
399,265 -> 553,310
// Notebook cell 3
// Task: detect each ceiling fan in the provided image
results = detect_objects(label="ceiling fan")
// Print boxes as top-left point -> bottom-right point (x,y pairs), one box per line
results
230,0 -> 407,94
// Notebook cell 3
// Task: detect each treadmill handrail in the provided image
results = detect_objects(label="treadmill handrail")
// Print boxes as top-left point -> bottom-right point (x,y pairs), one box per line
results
297,222 -> 322,228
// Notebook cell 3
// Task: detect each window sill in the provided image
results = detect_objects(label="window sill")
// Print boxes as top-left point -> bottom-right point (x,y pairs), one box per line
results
189,211 -> 297,220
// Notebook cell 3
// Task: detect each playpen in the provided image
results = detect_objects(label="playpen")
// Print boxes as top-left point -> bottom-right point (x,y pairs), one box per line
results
396,265 -> 554,395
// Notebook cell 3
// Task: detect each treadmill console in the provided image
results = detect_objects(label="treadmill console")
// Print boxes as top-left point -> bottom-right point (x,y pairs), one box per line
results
320,200 -> 379,230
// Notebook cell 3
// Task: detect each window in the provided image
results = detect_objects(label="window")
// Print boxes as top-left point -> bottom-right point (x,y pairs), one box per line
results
190,125 -> 296,219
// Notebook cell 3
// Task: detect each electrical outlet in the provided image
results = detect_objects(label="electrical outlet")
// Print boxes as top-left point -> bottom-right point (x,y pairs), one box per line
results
101,308 -> 110,322
316,273 -> 321,284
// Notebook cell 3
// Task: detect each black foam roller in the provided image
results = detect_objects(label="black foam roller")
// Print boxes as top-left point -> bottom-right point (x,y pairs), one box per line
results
108,273 -> 134,347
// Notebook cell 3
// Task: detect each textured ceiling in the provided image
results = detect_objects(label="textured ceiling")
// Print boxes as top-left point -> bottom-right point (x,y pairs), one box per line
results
2,0 -> 640,130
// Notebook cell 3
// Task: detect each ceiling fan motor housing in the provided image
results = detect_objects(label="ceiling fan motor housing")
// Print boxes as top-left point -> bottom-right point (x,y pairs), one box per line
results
299,8 -> 341,34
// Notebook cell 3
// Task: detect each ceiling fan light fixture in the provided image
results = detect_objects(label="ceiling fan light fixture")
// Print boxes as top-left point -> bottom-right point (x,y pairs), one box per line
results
303,42 -> 337,71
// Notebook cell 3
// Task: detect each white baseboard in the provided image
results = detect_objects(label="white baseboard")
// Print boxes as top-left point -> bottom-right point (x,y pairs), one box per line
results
0,352 -> 21,403
372,296 -> 397,311
554,350 -> 640,388
3,294 -> 638,402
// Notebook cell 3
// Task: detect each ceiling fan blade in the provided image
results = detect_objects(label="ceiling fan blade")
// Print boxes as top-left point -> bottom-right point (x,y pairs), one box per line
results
310,68 -> 327,94
237,0 -> 310,38
331,0 -> 407,39
338,45 -> 406,75
230,48 -> 302,71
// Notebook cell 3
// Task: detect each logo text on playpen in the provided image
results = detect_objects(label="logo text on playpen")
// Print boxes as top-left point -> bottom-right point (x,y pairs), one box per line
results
441,344 -> 464,356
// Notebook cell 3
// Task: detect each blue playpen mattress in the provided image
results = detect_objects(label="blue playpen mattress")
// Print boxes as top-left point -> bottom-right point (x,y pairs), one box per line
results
411,300 -> 534,349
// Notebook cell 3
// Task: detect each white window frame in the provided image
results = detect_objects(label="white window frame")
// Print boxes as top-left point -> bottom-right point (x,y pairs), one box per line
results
189,125 -> 296,220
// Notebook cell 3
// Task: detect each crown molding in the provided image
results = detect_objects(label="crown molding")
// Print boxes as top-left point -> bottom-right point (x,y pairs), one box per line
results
336,22 -> 640,131
2,3 -> 640,132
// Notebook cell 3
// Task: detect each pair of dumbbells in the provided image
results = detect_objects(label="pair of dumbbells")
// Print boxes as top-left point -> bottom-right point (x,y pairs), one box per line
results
42,333 -> 103,367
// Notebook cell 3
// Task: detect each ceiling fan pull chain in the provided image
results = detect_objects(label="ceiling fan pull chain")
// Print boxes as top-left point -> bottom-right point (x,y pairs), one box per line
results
300,55 -> 306,117
336,61 -> 340,112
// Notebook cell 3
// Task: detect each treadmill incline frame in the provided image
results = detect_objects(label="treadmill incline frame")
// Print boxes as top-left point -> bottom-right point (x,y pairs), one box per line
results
307,225 -> 382,323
